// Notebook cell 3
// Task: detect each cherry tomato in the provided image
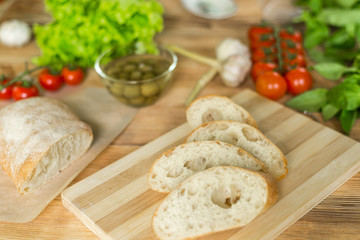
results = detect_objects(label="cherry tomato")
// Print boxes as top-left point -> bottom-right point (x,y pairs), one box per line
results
248,26 -> 274,43
280,29 -> 302,43
61,67 -> 84,86
38,69 -> 63,91
250,39 -> 276,51
251,62 -> 277,82
255,71 -> 287,100
0,79 -> 14,100
251,47 -> 277,63
283,53 -> 306,70
12,83 -> 39,101
285,67 -> 312,95
281,40 -> 304,55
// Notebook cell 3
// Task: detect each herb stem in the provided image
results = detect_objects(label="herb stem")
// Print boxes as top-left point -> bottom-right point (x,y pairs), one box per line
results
166,44 -> 220,69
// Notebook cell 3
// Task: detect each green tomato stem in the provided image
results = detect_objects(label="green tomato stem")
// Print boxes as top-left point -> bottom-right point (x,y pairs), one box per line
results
274,27 -> 284,74
0,65 -> 45,90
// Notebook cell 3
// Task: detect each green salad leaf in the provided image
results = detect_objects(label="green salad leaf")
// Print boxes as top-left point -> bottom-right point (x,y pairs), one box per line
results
32,0 -> 164,70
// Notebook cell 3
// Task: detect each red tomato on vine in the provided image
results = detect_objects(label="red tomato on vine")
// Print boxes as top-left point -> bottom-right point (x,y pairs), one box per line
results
12,83 -> 39,101
251,62 -> 277,82
279,29 -> 302,43
61,67 -> 85,86
38,69 -> 64,91
0,79 -> 14,100
285,67 -> 312,95
248,26 -> 274,43
255,71 -> 287,100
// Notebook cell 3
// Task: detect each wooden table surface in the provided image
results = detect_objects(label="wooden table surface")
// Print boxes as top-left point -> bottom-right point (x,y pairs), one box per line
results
0,0 -> 359,239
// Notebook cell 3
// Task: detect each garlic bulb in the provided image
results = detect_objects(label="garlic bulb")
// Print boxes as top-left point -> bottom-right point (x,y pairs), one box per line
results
216,38 -> 250,62
0,20 -> 32,47
220,54 -> 251,87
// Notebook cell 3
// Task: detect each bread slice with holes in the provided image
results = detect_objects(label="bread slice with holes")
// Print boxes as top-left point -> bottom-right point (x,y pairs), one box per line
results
152,166 -> 278,240
186,95 -> 257,129
148,141 -> 268,193
185,121 -> 287,180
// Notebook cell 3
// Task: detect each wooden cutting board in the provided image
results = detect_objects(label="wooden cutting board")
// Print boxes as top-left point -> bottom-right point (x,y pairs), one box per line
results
61,89 -> 360,240
0,87 -> 138,223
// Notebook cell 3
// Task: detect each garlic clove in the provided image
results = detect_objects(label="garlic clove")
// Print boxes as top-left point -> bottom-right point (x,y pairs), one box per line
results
220,55 -> 252,87
216,38 -> 250,62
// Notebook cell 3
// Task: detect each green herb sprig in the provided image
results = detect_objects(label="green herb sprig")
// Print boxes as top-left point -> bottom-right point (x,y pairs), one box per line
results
287,59 -> 360,134
286,0 -> 360,135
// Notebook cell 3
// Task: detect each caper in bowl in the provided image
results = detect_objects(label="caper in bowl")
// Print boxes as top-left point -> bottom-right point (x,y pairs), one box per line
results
95,44 -> 177,107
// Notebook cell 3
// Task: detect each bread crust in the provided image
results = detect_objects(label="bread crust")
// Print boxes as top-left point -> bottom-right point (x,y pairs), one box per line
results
0,97 -> 93,194
186,95 -> 257,129
147,140 -> 269,193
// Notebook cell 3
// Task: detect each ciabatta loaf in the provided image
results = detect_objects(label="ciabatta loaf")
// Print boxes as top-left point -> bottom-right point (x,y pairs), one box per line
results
0,97 -> 93,194
186,95 -> 257,129
185,121 -> 287,180
152,166 -> 278,240
148,141 -> 268,193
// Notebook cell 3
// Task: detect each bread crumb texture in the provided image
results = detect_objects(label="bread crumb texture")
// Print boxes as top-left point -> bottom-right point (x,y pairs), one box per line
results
152,166 -> 278,240
148,141 -> 267,193
185,121 -> 288,180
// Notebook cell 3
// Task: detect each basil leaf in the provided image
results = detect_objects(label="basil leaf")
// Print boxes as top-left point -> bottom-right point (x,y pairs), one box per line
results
327,82 -> 360,110
308,0 -> 323,12
324,48 -> 359,62
343,74 -> 360,84
286,88 -> 328,112
322,103 -> 340,121
317,9 -> 360,26
340,109 -> 358,135
312,62 -> 355,80
324,28 -> 356,49
304,24 -> 330,49
335,0 -> 359,8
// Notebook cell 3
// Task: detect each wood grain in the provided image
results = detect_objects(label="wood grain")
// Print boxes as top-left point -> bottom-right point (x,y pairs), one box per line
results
62,89 -> 360,240
0,0 -> 360,239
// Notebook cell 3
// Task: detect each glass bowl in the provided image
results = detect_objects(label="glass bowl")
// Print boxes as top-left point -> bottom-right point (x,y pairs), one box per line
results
95,44 -> 177,107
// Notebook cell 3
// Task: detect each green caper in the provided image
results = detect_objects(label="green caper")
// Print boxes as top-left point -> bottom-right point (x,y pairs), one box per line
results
129,96 -> 146,106
123,85 -> 141,98
106,68 -> 122,78
123,64 -> 137,72
138,63 -> 153,73
109,83 -> 124,95
130,70 -> 143,80
113,61 -> 127,69
116,73 -> 129,80
142,72 -> 155,80
141,83 -> 160,97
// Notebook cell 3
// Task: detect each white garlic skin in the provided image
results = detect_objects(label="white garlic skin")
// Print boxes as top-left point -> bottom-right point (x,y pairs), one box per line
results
0,20 -> 32,47
220,54 -> 252,87
216,38 -> 250,62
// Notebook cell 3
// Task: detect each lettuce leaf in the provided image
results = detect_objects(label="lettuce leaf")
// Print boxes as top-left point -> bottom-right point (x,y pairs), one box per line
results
32,0 -> 164,70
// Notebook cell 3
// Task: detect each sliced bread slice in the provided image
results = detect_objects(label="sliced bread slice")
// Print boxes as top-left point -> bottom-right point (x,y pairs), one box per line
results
186,95 -> 257,129
185,121 -> 288,180
148,141 -> 268,193
152,166 -> 278,240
